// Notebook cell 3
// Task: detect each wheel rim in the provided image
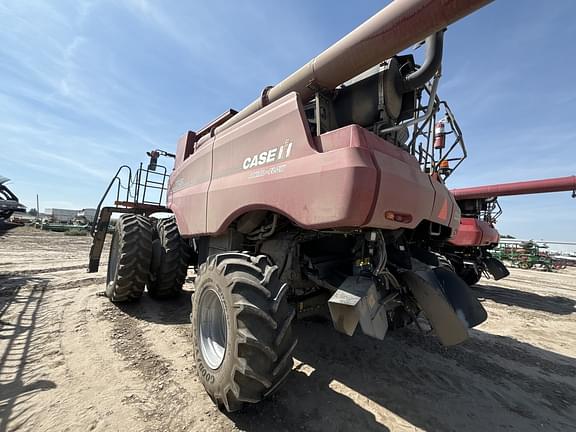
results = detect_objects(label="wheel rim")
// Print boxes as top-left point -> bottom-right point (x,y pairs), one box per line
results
198,287 -> 227,369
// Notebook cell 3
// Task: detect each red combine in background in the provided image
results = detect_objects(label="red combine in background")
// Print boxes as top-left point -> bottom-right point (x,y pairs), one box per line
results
441,176 -> 576,285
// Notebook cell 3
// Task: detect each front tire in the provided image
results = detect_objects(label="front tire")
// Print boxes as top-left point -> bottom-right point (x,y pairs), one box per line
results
191,252 -> 297,412
106,214 -> 152,302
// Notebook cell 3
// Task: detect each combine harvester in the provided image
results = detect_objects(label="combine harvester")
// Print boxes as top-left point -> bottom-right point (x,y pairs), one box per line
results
442,176 -> 576,284
88,0 -> 495,411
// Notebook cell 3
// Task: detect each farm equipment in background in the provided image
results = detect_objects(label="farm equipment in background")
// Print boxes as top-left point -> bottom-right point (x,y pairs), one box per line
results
0,176 -> 26,220
0,175 -> 26,232
87,150 -> 175,273
439,176 -> 576,284
88,0 -> 494,412
493,240 -> 571,271
493,241 -> 553,271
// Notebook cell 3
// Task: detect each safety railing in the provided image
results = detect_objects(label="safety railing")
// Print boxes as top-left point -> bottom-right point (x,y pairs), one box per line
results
90,161 -> 169,236
409,91 -> 466,179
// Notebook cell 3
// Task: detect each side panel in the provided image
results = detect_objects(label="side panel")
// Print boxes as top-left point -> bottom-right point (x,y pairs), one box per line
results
172,92 -> 463,236
428,178 -> 459,230
481,220 -> 500,245
449,218 -> 499,247
206,93 -> 377,233
319,126 -> 459,232
168,136 -> 213,236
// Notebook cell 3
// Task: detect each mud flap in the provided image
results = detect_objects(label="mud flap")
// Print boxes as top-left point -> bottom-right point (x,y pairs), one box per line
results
328,276 -> 389,340
401,267 -> 488,346
484,257 -> 509,281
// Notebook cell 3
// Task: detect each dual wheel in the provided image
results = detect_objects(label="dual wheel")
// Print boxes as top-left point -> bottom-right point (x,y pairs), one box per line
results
106,216 -> 297,412
106,214 -> 190,301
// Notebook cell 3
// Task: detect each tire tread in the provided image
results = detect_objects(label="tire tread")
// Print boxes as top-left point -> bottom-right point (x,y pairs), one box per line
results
147,217 -> 191,299
192,251 -> 297,412
106,214 -> 152,302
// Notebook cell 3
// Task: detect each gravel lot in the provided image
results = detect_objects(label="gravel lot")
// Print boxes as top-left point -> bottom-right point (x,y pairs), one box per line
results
1,228 -> 575,431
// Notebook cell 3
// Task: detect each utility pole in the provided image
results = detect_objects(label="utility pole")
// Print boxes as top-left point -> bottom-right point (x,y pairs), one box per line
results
36,194 -> 40,220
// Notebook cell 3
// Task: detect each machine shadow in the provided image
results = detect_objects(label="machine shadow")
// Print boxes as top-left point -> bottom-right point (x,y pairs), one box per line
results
228,319 -> 576,432
117,291 -> 191,325
473,283 -> 576,315
0,275 -> 57,432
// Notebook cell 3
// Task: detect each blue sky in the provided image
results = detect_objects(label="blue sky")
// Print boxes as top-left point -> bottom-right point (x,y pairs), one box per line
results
0,0 -> 574,243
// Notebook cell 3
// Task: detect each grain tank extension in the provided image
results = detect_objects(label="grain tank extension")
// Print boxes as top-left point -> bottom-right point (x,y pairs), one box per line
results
89,0 -> 493,412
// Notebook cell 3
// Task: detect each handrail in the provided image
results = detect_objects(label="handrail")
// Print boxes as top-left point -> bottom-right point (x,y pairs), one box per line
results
403,92 -> 466,180
90,165 -> 132,237
433,100 -> 467,178
133,164 -> 169,206
90,160 -> 172,237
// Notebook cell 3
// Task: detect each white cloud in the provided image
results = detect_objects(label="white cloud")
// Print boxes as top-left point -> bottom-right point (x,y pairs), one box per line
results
20,149 -> 111,181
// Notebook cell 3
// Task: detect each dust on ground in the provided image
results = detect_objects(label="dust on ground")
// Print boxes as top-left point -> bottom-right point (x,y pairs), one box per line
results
1,228 -> 575,431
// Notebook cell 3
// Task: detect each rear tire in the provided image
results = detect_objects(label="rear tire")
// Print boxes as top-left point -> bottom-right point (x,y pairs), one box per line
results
191,252 -> 297,412
106,214 -> 152,302
148,217 -> 191,299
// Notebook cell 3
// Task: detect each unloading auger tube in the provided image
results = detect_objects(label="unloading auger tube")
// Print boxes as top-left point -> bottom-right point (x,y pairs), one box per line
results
451,175 -> 576,200
195,0 -> 493,146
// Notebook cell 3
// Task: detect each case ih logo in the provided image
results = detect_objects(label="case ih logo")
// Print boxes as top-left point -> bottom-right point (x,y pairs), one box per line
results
242,141 -> 293,170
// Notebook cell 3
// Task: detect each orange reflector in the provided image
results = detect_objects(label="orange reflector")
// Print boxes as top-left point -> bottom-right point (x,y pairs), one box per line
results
385,211 -> 413,224
439,160 -> 450,169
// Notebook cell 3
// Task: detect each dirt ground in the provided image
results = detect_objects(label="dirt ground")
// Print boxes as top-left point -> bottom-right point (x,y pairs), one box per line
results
0,228 -> 575,432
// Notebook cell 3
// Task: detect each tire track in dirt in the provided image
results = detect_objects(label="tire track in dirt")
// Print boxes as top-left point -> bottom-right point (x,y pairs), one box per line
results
397,329 -> 576,427
1,281 -> 147,430
53,286 -> 147,431
0,227 -> 144,431
100,297 -> 238,432
0,264 -> 88,276
23,283 -> 163,432
0,274 -> 105,291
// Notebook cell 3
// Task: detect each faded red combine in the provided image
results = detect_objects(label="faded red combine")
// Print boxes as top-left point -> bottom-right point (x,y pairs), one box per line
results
88,0 -> 494,411
440,176 -> 576,285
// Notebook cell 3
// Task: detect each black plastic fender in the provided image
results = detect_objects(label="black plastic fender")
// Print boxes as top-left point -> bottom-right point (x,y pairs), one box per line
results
484,257 -> 510,281
401,267 -> 488,346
